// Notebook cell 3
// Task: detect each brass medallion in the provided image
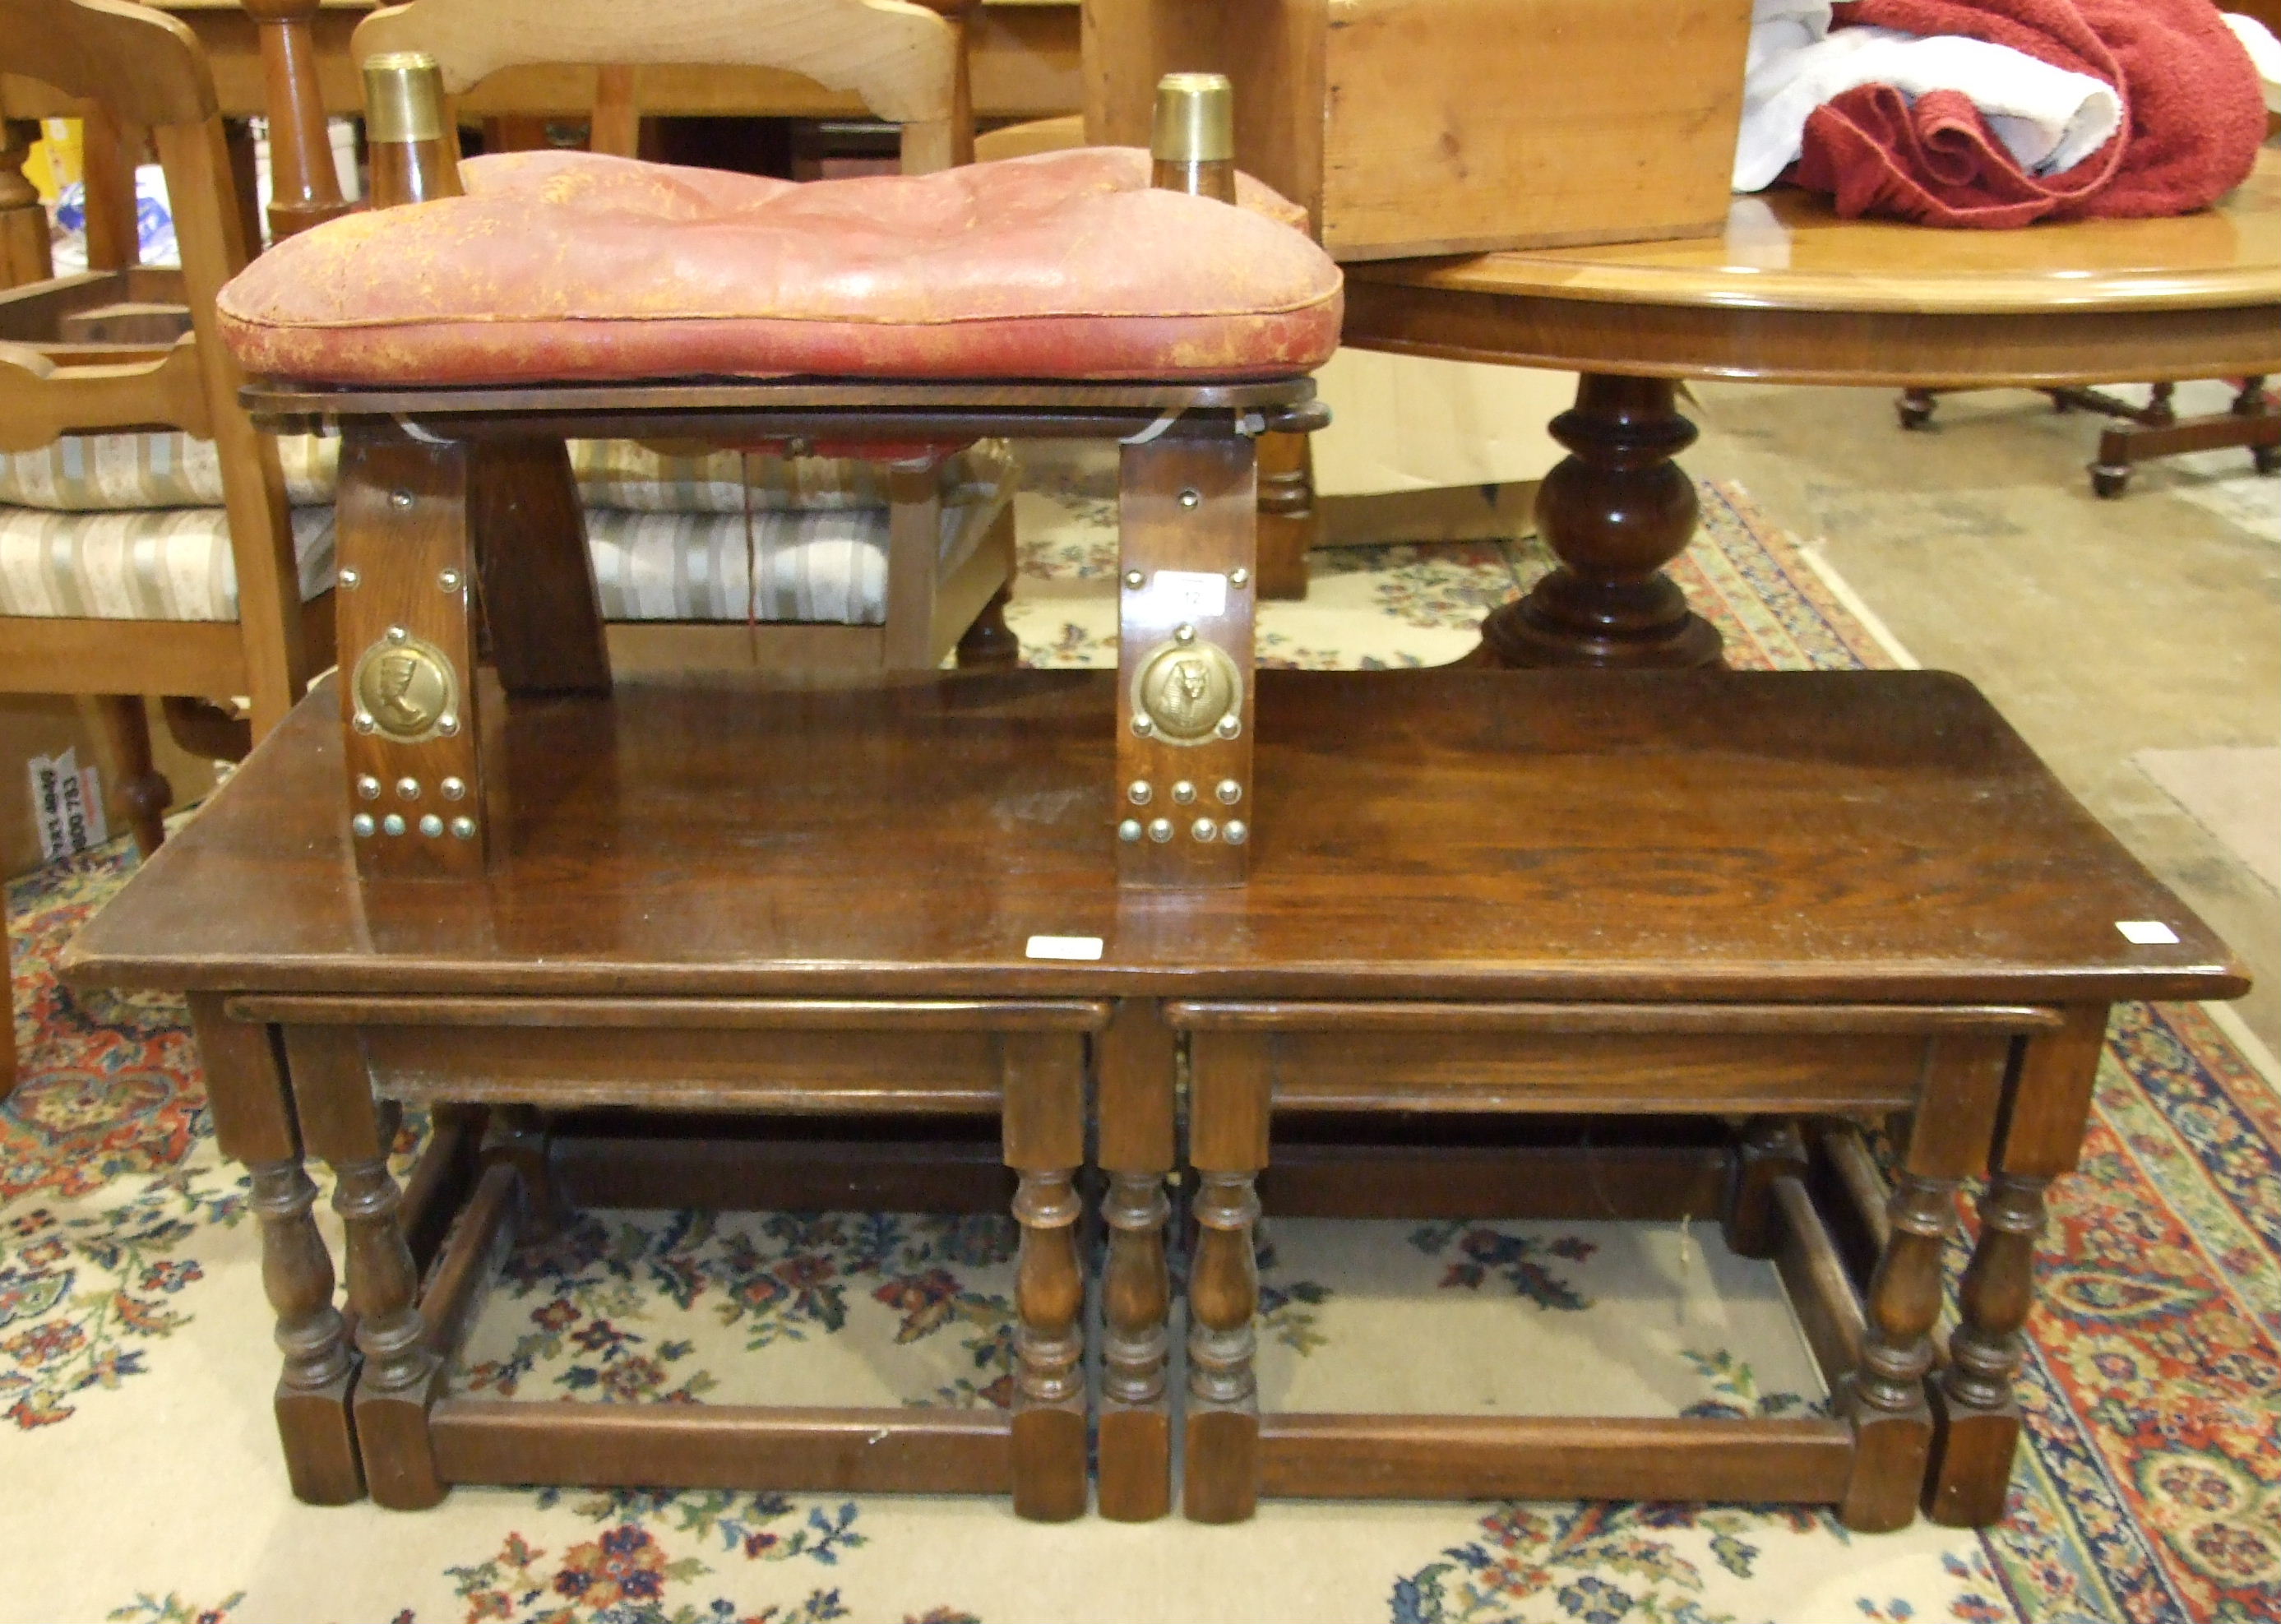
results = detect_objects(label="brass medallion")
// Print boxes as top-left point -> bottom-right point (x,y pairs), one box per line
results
1132,640 -> 1240,746
352,633 -> 458,744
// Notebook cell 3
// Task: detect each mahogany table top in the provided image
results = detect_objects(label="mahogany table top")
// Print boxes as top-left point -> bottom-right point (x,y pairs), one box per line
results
65,669 -> 2242,1007
1344,152 -> 2281,388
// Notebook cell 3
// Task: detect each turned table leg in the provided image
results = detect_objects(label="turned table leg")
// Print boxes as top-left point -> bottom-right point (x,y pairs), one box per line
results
1927,1006 -> 2112,1526
1183,1029 -> 1270,1523
1839,1033 -> 2008,1532
284,1026 -> 444,1510
187,997 -> 362,1504
1254,430 -> 1317,600
1476,373 -> 1722,670
1002,1031 -> 1088,1520
1096,998 -> 1176,1520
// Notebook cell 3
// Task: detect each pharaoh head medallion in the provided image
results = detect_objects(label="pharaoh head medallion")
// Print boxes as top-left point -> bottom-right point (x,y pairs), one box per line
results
1131,640 -> 1241,745
352,633 -> 459,744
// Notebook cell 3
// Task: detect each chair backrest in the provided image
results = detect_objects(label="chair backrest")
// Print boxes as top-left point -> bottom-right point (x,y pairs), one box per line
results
354,0 -> 968,174
0,0 -> 308,732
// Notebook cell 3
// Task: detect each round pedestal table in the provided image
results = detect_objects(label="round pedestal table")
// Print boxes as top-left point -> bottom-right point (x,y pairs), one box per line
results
1342,150 -> 2281,668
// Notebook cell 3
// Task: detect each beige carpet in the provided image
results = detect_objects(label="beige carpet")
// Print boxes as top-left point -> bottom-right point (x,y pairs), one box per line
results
2134,746 -> 2281,895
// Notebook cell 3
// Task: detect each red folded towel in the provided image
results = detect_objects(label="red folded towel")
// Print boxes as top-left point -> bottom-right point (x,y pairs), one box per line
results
1793,0 -> 2266,226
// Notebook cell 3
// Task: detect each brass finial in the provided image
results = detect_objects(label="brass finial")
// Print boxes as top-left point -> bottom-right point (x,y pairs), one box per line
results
363,51 -> 446,145
1151,72 -> 1233,165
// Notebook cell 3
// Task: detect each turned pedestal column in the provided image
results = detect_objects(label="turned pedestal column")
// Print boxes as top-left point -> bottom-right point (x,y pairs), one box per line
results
1478,374 -> 1722,670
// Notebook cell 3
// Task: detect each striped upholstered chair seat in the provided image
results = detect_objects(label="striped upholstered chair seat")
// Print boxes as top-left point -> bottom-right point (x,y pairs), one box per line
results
0,432 -> 1016,627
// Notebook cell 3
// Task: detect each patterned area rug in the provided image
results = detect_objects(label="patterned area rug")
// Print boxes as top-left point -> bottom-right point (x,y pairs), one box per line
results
3,477 -> 2275,1624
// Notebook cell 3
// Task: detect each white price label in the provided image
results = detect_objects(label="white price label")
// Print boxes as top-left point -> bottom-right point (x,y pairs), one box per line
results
2115,920 -> 2180,946
1151,571 -> 1228,619
1025,934 -> 1104,961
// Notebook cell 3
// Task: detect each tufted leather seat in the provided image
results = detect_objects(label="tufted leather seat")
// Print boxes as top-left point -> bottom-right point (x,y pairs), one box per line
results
216,147 -> 1344,387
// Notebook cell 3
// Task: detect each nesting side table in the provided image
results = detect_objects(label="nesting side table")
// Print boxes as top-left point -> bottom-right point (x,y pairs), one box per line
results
65,664 -> 2243,1529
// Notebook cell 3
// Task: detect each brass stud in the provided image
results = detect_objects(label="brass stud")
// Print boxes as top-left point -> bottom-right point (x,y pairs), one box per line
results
419,813 -> 444,838
382,813 -> 406,836
1123,570 -> 1145,590
1215,779 -> 1242,805
1147,817 -> 1173,844
1215,714 -> 1241,740
1172,780 -> 1196,805
1131,715 -> 1154,737
1174,623 -> 1196,645
449,816 -> 477,840
441,776 -> 466,802
1229,567 -> 1250,588
396,776 -> 420,800
1127,780 -> 1153,806
437,711 -> 460,737
338,567 -> 360,590
354,775 -> 382,801
1191,817 -> 1218,842
390,489 -> 413,508
350,812 -> 375,838
1178,488 -> 1201,509
386,624 -> 409,645
437,568 -> 462,592
1224,818 -> 1248,845
352,711 -> 377,735
1117,818 -> 1144,844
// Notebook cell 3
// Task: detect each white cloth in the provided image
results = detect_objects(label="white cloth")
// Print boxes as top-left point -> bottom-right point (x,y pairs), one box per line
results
1734,0 -> 2122,192
2223,12 -> 2281,113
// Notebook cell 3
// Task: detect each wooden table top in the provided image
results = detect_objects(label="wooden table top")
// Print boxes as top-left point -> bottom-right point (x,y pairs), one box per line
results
1344,152 -> 2281,388
65,669 -> 2242,1006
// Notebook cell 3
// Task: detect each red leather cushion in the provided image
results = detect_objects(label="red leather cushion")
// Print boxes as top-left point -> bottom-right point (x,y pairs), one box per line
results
218,148 -> 1343,386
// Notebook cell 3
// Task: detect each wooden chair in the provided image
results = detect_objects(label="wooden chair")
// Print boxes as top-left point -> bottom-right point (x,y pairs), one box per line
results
246,0 -> 1022,678
0,0 -> 332,1100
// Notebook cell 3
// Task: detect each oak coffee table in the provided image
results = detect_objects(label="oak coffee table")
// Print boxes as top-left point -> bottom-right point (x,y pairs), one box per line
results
63,662 -> 2243,1529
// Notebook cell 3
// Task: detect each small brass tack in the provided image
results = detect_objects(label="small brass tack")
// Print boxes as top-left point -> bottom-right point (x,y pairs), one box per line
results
1174,623 -> 1196,645
1216,779 -> 1242,805
1131,715 -> 1154,737
1172,780 -> 1196,805
382,813 -> 406,836
438,568 -> 462,592
396,777 -> 420,801
419,814 -> 444,838
1127,780 -> 1153,806
1147,817 -> 1173,843
441,776 -> 466,801
1224,818 -> 1249,845
1215,714 -> 1241,739
1123,570 -> 1145,590
449,816 -> 478,840
1229,567 -> 1250,588
1117,818 -> 1144,844
350,812 -> 375,838
338,567 -> 360,590
437,712 -> 460,737
390,489 -> 412,508
1191,817 -> 1218,842
386,624 -> 409,644
352,712 -> 377,735
1178,488 -> 1201,508
354,775 -> 381,801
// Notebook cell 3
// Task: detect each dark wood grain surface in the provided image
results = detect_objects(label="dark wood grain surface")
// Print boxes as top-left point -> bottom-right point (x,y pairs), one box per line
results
64,668 -> 2243,1003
